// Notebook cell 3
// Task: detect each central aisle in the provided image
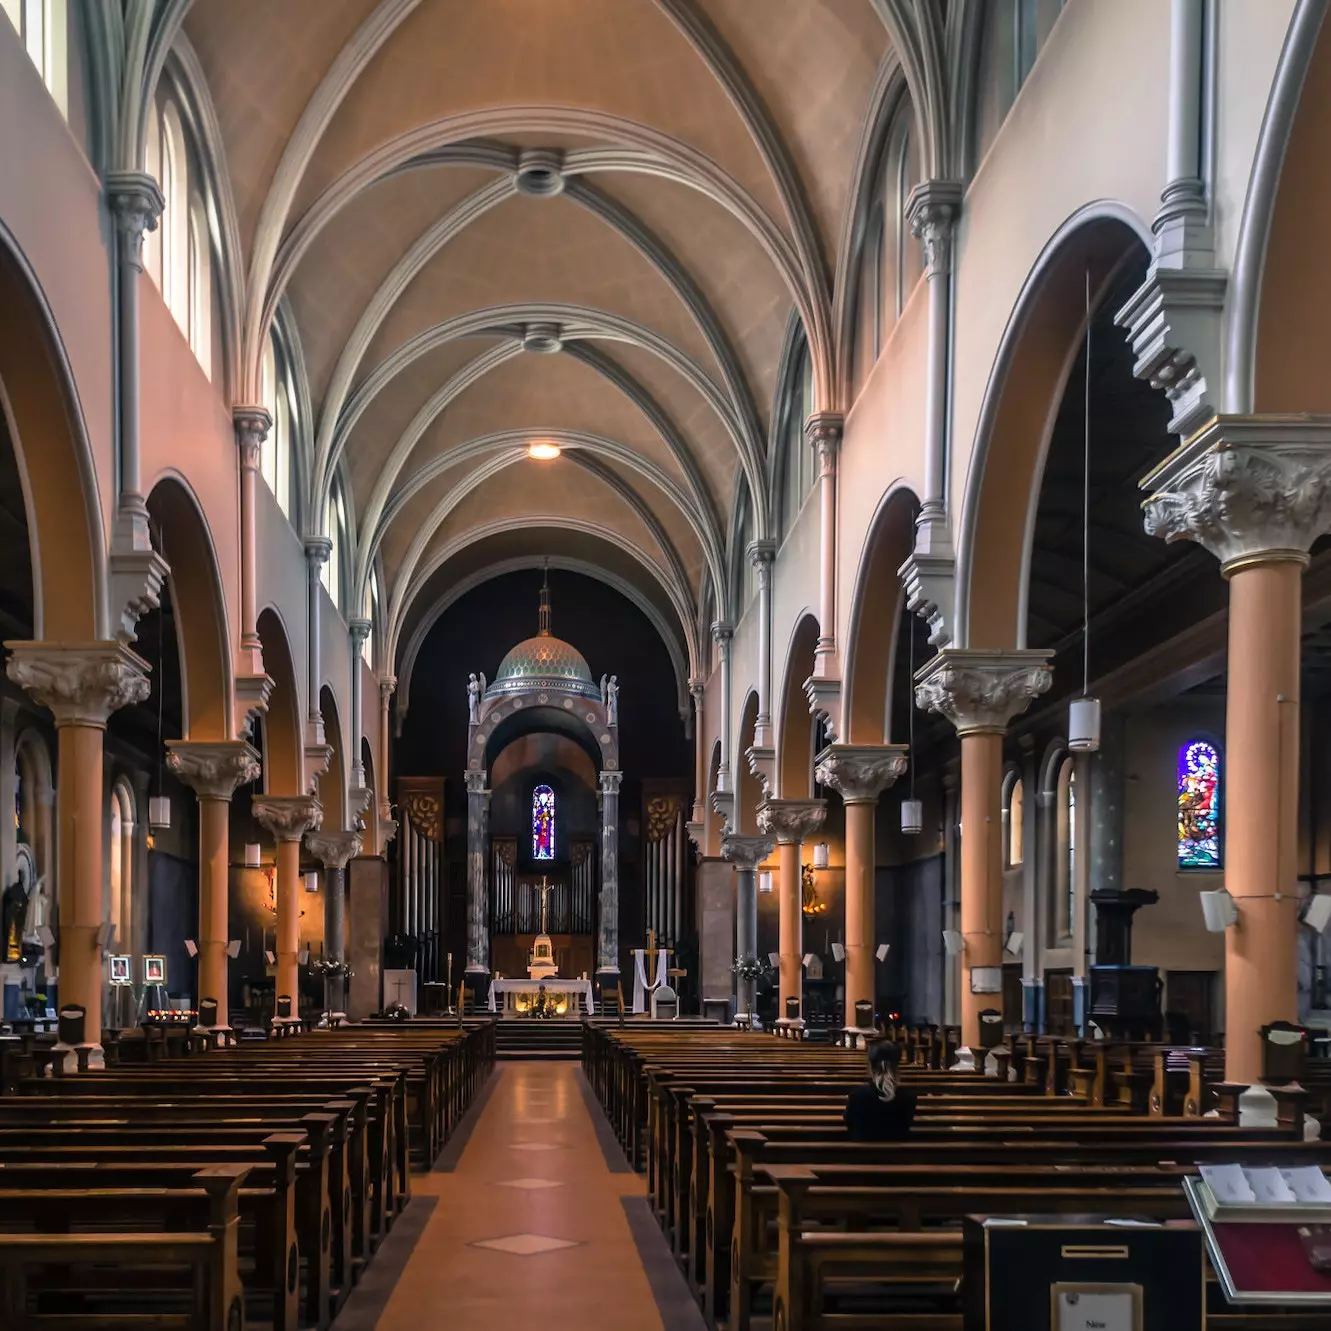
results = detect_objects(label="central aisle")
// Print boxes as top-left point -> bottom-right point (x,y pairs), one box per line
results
333,1061 -> 703,1331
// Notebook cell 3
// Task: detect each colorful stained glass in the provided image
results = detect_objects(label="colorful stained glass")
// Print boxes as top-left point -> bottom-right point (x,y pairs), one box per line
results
1177,740 -> 1222,869
532,784 -> 556,860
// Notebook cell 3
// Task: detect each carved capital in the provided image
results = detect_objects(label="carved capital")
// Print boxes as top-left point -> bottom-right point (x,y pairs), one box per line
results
166,740 -> 260,800
805,412 -> 843,477
710,621 -> 733,651
305,829 -> 363,870
756,797 -> 827,844
906,180 -> 963,276
720,832 -> 775,869
1140,414 -> 1331,572
379,674 -> 397,703
6,641 -> 151,727
464,770 -> 488,797
913,648 -> 1053,735
689,679 -> 706,710
303,536 -> 332,575
252,794 -> 322,843
105,171 -> 164,272
599,770 -> 623,796
349,617 -> 372,649
233,406 -> 271,471
813,744 -> 908,804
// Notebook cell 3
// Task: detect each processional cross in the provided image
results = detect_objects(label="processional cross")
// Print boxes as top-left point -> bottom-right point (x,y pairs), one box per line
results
538,876 -> 552,935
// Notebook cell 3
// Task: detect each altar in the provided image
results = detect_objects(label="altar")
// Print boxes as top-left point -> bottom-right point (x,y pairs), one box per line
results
487,977 -> 595,1017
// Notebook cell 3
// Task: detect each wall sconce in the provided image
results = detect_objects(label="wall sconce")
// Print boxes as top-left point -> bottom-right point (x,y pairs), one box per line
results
812,841 -> 830,870
758,870 -> 774,894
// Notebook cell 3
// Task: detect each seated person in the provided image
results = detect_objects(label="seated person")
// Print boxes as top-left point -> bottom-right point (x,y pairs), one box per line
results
844,1039 -> 917,1141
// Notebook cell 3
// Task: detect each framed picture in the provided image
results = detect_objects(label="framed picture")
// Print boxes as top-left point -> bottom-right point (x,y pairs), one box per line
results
1051,1283 -> 1141,1331
143,954 -> 167,985
108,955 -> 131,985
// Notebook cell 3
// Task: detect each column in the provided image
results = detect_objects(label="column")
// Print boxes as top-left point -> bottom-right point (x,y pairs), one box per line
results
464,770 -> 490,976
688,680 -> 707,826
252,795 -> 323,1011
105,172 -> 164,552
720,833 -> 775,1019
916,650 -> 1053,1051
305,830 -> 362,1017
1140,416 -> 1331,1083
348,619 -> 371,790
712,624 -> 734,795
756,798 -> 827,1023
304,538 -> 331,741
598,770 -> 623,981
233,407 -> 271,674
378,676 -> 395,829
750,540 -> 776,746
806,414 -> 842,677
165,741 -> 262,1030
814,746 -> 908,1032
5,642 -> 151,1060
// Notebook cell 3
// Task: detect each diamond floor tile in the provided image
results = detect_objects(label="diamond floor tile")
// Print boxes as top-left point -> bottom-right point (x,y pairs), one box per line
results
495,1177 -> 564,1191
470,1233 -> 581,1255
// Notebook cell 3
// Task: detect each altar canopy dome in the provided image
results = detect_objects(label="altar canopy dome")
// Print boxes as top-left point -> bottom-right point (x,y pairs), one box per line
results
485,572 -> 601,701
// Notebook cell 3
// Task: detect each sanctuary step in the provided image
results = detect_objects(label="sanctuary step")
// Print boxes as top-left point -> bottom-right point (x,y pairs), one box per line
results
494,1019 -> 586,1061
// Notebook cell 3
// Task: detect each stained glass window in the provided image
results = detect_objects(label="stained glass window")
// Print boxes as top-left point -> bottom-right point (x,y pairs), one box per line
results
532,784 -> 556,860
1178,740 -> 1222,869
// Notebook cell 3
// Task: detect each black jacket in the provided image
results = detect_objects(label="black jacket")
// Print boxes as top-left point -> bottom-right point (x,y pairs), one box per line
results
843,1083 -> 918,1141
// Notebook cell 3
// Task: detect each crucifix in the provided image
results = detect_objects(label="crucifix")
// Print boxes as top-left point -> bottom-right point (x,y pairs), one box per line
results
644,929 -> 674,985
538,876 -> 552,935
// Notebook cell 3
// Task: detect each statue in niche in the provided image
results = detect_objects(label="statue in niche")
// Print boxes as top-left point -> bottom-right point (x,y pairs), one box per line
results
467,673 -> 482,723
2,878 -> 28,964
602,674 -> 619,726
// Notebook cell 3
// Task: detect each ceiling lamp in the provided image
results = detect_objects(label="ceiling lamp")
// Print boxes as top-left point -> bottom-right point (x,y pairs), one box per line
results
528,441 -> 561,461
1069,268 -> 1101,753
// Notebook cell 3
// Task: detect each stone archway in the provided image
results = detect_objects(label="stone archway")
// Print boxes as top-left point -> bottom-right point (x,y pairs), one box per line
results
319,684 -> 345,832
255,608 -> 304,797
775,614 -> 820,798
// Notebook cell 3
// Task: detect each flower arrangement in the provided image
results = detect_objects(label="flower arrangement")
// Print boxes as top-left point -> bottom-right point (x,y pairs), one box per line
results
308,958 -> 353,980
731,955 -> 772,982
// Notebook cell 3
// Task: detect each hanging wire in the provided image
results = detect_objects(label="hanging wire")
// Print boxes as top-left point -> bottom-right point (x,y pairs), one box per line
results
1082,267 -> 1091,699
907,608 -> 915,800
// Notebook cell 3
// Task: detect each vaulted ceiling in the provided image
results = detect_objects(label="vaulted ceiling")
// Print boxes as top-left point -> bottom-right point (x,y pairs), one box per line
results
179,0 -> 897,675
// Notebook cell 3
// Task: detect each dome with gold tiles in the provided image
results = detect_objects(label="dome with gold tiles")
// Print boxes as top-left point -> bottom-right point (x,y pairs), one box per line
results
484,573 -> 601,701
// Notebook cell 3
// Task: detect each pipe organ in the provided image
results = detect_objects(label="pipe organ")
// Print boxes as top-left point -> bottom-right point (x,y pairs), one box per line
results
397,778 -> 444,982
645,794 -> 686,945
489,837 -> 597,935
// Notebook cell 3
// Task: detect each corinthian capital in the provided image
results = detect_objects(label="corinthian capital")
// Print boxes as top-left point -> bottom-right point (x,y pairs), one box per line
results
720,832 -> 775,869
105,171 -> 164,272
233,406 -> 271,471
6,641 -> 151,727
906,180 -> 963,276
805,412 -> 843,476
813,744 -> 908,804
166,740 -> 260,800
252,794 -> 322,843
1140,414 -> 1331,572
914,649 -> 1052,736
756,797 -> 827,844
305,829 -> 363,870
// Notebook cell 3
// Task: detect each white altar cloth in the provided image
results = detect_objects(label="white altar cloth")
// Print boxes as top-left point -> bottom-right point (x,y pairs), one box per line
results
487,977 -> 595,1016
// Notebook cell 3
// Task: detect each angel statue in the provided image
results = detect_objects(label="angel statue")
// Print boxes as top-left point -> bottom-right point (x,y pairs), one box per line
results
606,674 -> 619,726
467,673 -> 481,724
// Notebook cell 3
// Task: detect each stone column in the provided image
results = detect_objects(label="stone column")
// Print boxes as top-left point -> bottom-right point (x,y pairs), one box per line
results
105,172 -> 163,551
814,745 -> 908,1032
721,833 -> 776,1019
304,539 -> 331,743
378,676 -> 395,828
688,680 -> 707,827
807,413 -> 843,678
348,619 -> 371,790
252,795 -> 322,1011
598,770 -> 623,981
916,650 -> 1052,1051
165,741 -> 261,1030
306,829 -> 362,1018
234,407 -> 270,675
712,623 -> 734,795
5,642 -> 151,1059
757,798 -> 827,1023
750,541 -> 777,746
1140,415 -> 1331,1082
464,770 -> 490,977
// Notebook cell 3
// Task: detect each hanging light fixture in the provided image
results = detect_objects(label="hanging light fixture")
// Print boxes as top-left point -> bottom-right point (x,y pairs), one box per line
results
758,870 -> 774,894
244,844 -> 262,868
1069,267 -> 1101,753
812,841 -> 830,870
303,871 -> 320,894
901,609 -> 923,834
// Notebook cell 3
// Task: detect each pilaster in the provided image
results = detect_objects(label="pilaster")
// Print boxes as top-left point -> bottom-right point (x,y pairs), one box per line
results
234,406 -> 271,675
913,649 -> 1054,735
806,412 -> 843,680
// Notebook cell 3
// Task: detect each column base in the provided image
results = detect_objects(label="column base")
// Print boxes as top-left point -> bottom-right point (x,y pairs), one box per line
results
840,1025 -> 877,1050
50,1042 -> 104,1073
950,1046 -> 978,1073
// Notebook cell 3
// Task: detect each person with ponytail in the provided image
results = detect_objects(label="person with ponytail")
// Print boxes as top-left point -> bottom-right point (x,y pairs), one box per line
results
844,1039 -> 917,1141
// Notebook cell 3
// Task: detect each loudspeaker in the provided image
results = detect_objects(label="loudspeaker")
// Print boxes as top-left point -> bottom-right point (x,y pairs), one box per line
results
831,942 -> 846,962
943,929 -> 964,957
1200,889 -> 1238,932
875,943 -> 890,962
1305,894 -> 1331,935
1004,931 -> 1025,957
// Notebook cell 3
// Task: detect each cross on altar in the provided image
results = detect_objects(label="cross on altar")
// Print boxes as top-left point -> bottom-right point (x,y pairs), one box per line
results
538,877 -> 552,935
644,929 -> 671,979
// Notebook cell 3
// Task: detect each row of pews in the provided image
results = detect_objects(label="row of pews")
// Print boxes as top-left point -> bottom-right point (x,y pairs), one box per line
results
584,1024 -> 1329,1331
0,1020 -> 494,1330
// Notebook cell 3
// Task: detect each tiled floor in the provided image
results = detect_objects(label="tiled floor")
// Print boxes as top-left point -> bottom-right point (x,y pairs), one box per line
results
333,1061 -> 702,1331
